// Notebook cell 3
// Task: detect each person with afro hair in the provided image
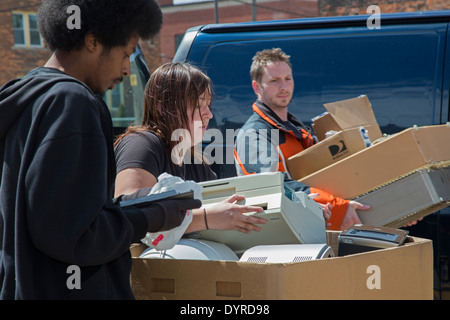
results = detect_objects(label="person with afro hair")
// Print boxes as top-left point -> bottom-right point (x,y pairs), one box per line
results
0,0 -> 201,299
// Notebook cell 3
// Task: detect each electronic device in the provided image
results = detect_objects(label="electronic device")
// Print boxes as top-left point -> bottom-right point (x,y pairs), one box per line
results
119,189 -> 194,208
354,167 -> 450,228
139,238 -> 239,261
239,244 -> 334,263
338,224 -> 409,256
187,172 -> 327,254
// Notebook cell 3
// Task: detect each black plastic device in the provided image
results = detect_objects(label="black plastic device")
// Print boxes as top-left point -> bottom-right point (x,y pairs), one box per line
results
338,224 -> 409,256
119,190 -> 194,208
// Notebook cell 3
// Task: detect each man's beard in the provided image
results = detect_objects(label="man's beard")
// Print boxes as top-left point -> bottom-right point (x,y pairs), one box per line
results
267,95 -> 292,110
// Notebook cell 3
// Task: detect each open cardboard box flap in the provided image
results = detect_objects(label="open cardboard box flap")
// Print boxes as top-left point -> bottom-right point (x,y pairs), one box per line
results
313,95 -> 382,141
287,95 -> 383,179
324,95 -> 380,130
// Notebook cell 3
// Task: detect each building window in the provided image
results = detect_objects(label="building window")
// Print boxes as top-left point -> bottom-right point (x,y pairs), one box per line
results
12,12 -> 42,47
28,14 -> 41,46
12,13 -> 25,45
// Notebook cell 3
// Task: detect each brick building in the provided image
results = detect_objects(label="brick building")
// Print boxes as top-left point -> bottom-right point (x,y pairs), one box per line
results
319,0 -> 449,16
159,0 -> 319,62
0,0 -> 48,85
0,0 -> 448,86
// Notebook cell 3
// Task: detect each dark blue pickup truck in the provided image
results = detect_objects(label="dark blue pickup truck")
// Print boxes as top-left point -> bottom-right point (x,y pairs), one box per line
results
116,10 -> 450,298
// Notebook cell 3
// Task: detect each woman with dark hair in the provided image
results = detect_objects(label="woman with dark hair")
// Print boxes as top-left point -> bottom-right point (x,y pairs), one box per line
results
115,62 -> 267,233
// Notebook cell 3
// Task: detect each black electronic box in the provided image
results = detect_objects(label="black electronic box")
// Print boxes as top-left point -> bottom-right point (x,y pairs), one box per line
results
338,224 -> 409,256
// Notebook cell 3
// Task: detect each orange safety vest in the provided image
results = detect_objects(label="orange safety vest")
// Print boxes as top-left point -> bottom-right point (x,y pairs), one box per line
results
235,102 -> 349,230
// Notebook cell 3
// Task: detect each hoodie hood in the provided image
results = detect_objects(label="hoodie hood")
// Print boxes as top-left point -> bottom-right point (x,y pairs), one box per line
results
0,68 -> 84,140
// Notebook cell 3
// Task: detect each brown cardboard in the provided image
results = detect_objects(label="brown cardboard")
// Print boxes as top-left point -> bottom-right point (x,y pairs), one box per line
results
287,95 -> 383,180
287,127 -> 376,179
311,112 -> 340,141
299,124 -> 450,199
130,232 -> 433,300
313,95 -> 381,142
323,95 -> 380,131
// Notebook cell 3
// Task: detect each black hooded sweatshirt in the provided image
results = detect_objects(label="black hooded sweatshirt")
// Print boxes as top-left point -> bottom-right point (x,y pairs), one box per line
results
0,68 -> 149,299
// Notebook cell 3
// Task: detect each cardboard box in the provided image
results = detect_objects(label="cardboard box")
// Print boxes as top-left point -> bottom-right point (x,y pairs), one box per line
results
300,124 -> 450,199
287,96 -> 383,180
129,232 -> 433,300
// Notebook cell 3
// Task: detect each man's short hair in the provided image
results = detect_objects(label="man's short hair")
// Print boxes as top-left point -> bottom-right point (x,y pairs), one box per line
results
37,0 -> 162,52
250,48 -> 292,83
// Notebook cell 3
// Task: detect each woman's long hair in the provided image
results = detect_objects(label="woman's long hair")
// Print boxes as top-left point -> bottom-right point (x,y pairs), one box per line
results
115,62 -> 212,166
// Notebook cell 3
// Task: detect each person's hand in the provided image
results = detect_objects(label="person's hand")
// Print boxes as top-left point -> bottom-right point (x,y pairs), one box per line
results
339,200 -> 371,230
205,194 -> 266,234
403,217 -> 423,227
309,193 -> 332,226
151,198 -> 202,232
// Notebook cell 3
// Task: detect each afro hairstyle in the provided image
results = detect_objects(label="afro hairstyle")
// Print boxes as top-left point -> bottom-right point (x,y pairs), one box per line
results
37,0 -> 162,52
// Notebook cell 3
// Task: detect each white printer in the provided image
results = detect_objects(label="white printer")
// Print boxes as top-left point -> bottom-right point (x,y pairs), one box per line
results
139,238 -> 239,261
186,172 -> 326,254
240,244 -> 335,263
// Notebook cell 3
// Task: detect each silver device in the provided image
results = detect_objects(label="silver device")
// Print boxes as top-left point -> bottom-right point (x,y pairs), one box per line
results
239,244 -> 334,263
355,167 -> 450,228
187,172 -> 327,255
139,238 -> 239,261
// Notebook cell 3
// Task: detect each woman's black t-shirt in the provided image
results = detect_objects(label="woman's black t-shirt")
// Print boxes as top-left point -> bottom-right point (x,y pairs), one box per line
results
114,130 -> 217,182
